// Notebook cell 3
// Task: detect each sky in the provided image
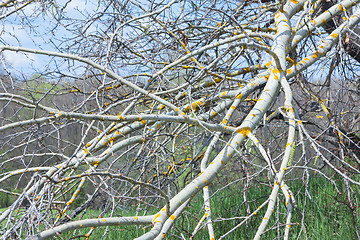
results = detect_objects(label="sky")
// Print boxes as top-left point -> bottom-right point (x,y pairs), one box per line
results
1,0 -> 352,83
0,0 -> 97,78
0,0 -> 274,80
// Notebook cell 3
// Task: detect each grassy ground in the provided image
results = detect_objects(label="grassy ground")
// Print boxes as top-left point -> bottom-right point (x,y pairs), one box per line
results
0,176 -> 358,239
49,176 -> 360,239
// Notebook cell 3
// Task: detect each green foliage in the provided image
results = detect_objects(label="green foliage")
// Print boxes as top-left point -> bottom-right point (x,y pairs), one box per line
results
25,74 -> 62,101
0,192 -> 10,208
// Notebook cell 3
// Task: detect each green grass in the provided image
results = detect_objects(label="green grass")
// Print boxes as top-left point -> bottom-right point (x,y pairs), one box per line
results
1,177 -> 359,239
52,177 -> 360,239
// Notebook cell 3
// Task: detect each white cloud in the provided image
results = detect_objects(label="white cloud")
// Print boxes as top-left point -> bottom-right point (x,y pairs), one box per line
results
3,51 -> 36,65
2,51 -> 38,70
